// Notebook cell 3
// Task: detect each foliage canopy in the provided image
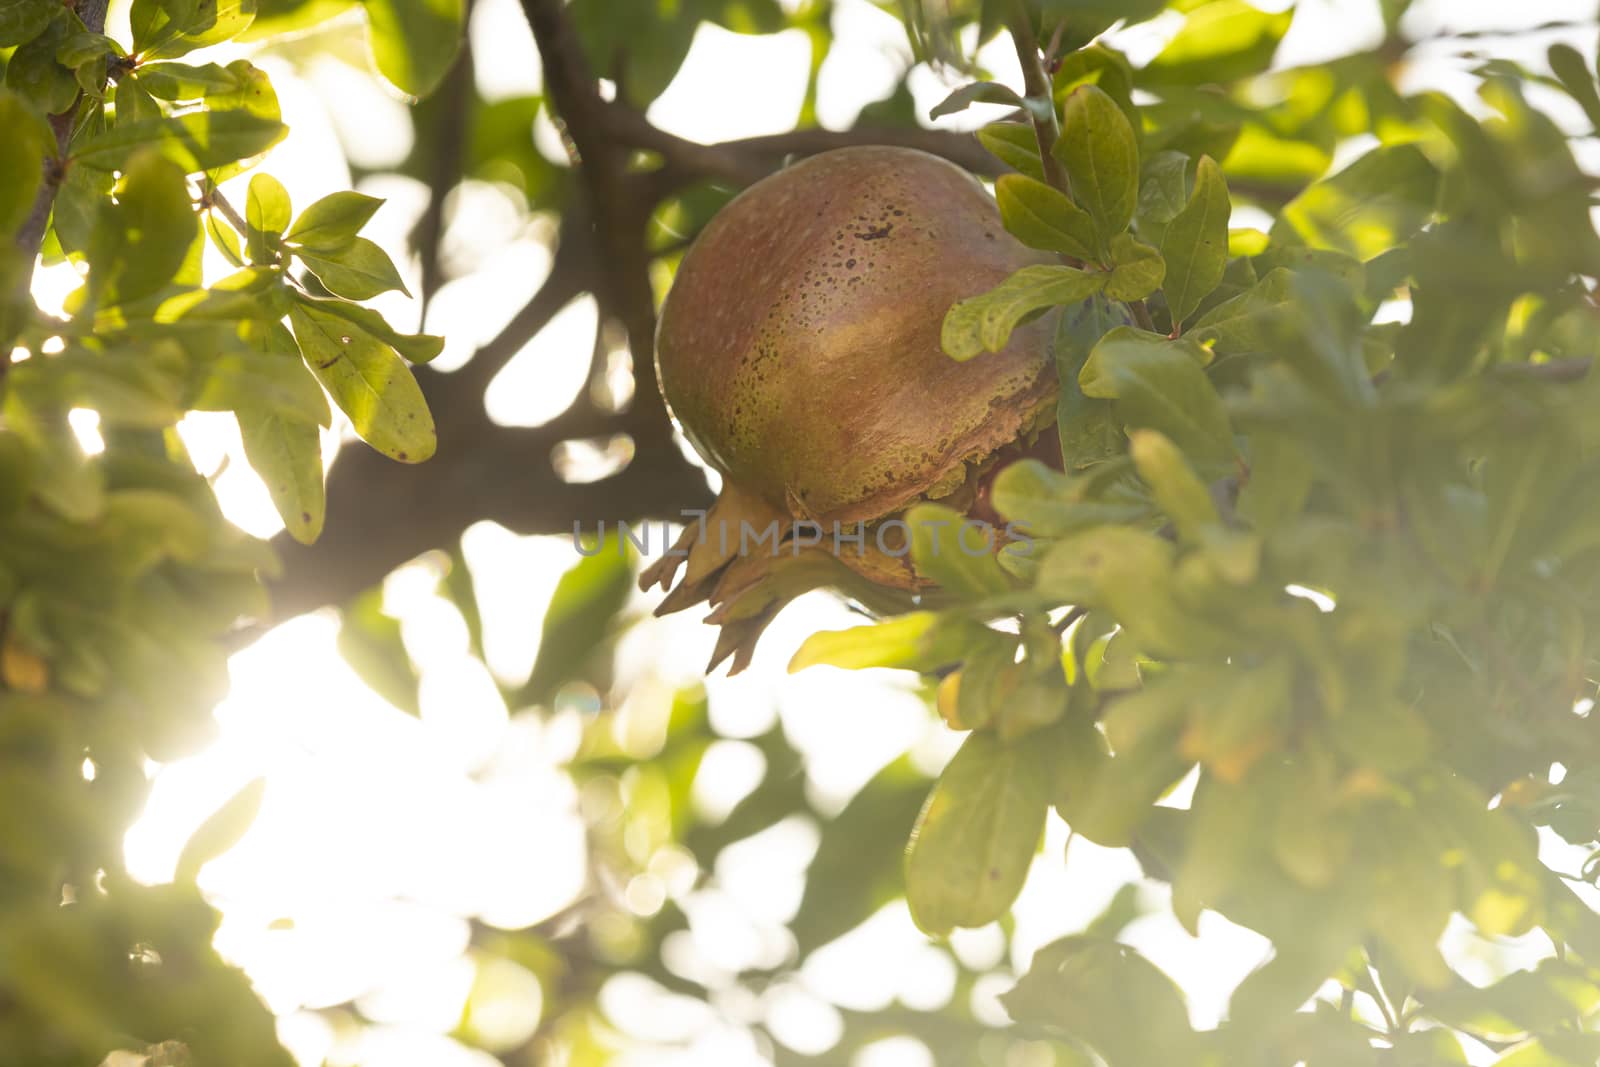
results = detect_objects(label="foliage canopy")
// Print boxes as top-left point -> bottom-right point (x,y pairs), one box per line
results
4,0 -> 1600,1064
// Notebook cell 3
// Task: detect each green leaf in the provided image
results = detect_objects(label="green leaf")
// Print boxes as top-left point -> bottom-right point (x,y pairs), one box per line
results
1037,0 -> 1166,29
1492,1035 -> 1600,1066
195,339 -> 331,427
1050,43 -> 1138,121
205,206 -> 245,267
792,758 -> 930,955
244,0 -> 358,38
289,302 -> 436,462
87,149 -> 198,307
245,172 -> 289,262
989,458 -> 1148,537
1053,84 -> 1140,251
361,0 -> 464,97
1183,662 -> 1292,784
1271,143 -> 1437,262
135,60 -> 245,99
284,190 -> 383,250
1424,959 -> 1600,1044
338,585 -> 419,715
942,265 -> 1106,361
136,60 -> 278,121
245,172 -> 290,236
57,31 -> 119,68
520,533 -> 633,704
789,612 -> 982,673
905,730 -> 1051,935
0,0 -> 54,47
1161,154 -> 1231,326
303,296 -> 444,363
1105,233 -> 1165,302
1129,429 -> 1218,536
1002,937 -> 1198,1063
0,89 -> 54,239
905,502 -> 1011,600
1087,332 -> 1234,462
977,122 -> 1045,182
293,236 -> 410,299
114,77 -> 164,126
1548,43 -> 1600,131
1139,0 -> 1293,86
131,0 -> 257,60
74,109 -> 287,173
1053,290 -> 1134,469
1188,267 -> 1294,356
929,80 -> 1032,121
5,14 -> 77,114
570,0 -> 695,108
238,403 -> 324,543
1137,149 -> 1190,239
995,173 -> 1098,261
1039,528 -> 1233,660
174,776 -> 266,884
945,641 -> 1008,732
159,262 -> 290,321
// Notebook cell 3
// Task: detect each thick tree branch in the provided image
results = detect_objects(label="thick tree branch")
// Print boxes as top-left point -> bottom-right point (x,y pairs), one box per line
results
448,206 -> 595,400
266,408 -> 711,618
520,0 -> 666,434
263,0 -> 1019,620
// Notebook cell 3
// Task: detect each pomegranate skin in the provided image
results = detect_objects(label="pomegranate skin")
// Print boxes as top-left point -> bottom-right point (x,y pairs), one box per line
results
654,146 -> 1057,526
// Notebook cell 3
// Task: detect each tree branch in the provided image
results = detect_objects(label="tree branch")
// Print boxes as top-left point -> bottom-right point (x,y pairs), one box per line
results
1006,0 -> 1070,193
519,0 -> 666,433
412,4 -> 478,317
263,0 -> 1020,620
265,393 -> 712,618
13,1 -> 111,272
446,207 -> 596,401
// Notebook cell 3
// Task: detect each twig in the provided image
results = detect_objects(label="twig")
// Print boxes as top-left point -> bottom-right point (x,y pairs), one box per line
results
201,180 -> 250,235
1007,0 -> 1071,195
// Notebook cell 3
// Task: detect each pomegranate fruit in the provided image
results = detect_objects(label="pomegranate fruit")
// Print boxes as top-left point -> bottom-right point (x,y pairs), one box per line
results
642,145 -> 1061,672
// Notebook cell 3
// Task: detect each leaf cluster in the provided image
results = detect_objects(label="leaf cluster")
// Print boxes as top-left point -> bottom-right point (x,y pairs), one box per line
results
794,5 -> 1600,1062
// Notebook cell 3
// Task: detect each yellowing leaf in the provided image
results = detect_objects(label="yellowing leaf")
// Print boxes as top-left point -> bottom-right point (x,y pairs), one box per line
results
290,301 -> 436,462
